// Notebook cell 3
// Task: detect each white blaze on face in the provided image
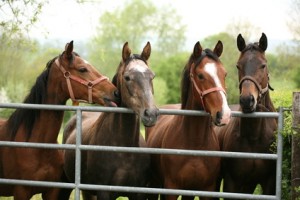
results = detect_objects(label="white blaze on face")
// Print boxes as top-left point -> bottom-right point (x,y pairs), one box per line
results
204,63 -> 231,124
83,59 -> 90,64
128,60 -> 147,75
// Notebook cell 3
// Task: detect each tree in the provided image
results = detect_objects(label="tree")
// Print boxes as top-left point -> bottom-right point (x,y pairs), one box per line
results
225,19 -> 261,42
288,0 -> 300,43
153,52 -> 189,104
0,0 -> 46,41
88,0 -> 186,79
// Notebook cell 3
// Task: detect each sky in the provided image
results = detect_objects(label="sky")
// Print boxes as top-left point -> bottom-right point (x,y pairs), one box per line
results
30,0 -> 294,48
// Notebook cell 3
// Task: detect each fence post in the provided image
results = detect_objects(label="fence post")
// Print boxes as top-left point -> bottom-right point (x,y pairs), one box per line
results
292,92 -> 300,199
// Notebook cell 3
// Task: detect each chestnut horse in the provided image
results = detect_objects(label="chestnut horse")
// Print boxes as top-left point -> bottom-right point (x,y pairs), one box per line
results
146,41 -> 231,200
0,41 -> 119,199
215,33 -> 277,198
62,42 -> 159,200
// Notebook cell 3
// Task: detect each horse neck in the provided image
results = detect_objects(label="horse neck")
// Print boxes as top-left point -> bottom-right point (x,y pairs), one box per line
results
104,111 -> 141,147
28,77 -> 67,143
180,96 -> 214,144
30,110 -> 64,143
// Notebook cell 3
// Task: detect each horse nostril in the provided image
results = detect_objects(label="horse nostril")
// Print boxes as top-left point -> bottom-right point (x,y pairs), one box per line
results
216,111 -> 222,124
114,90 -> 120,98
240,95 -> 255,107
144,109 -> 150,117
249,95 -> 255,107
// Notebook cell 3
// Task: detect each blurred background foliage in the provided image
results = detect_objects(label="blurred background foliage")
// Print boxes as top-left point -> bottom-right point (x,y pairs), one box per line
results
0,0 -> 299,107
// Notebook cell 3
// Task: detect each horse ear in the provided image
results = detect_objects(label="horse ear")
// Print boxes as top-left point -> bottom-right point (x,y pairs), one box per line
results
259,32 -> 268,51
122,42 -> 131,62
141,41 -> 151,61
65,40 -> 74,59
213,40 -> 223,57
192,41 -> 202,60
237,34 -> 246,52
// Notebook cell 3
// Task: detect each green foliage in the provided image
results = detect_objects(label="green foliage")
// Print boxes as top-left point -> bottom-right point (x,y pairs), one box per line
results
0,0 -> 47,42
152,52 -> 189,104
0,35 -> 62,103
88,0 -> 186,79
271,88 -> 293,199
153,77 -> 168,106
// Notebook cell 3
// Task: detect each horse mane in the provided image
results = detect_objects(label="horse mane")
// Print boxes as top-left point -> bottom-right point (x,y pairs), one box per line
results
181,49 -> 220,108
6,56 -> 57,140
242,43 -> 265,53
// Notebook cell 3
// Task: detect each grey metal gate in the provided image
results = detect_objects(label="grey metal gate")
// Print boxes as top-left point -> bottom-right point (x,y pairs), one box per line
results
0,103 -> 284,199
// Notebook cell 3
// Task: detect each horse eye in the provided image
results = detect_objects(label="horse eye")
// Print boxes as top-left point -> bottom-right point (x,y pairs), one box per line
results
236,65 -> 240,70
198,74 -> 204,80
260,64 -> 266,69
124,76 -> 130,81
78,67 -> 88,73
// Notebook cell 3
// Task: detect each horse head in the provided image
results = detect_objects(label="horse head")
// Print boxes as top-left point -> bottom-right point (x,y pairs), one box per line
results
237,33 -> 272,113
184,41 -> 231,126
53,41 -> 119,106
113,42 -> 158,127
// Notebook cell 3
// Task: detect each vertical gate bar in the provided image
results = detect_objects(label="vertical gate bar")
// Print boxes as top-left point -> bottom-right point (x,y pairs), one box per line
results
276,107 -> 283,199
75,109 -> 82,200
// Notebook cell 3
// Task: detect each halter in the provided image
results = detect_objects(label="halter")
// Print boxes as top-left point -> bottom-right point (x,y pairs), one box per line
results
55,58 -> 108,105
189,64 -> 226,111
239,75 -> 269,101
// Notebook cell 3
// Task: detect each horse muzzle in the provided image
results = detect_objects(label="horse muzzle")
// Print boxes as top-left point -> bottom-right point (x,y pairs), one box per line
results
240,94 -> 257,113
141,108 -> 159,127
213,107 -> 231,126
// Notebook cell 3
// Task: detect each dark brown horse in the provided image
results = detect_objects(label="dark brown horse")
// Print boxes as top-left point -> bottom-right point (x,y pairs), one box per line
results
146,41 -> 231,200
63,42 -> 159,200
0,41 -> 119,199
215,33 -> 277,198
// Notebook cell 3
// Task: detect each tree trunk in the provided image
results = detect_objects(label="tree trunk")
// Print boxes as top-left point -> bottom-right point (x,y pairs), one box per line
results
292,92 -> 300,200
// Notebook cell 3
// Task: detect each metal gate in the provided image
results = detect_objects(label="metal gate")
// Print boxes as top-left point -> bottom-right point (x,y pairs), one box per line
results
0,103 -> 284,199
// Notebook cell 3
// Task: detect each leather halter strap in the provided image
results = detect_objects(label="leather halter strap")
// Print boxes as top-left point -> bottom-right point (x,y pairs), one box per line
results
55,58 -> 108,105
239,75 -> 269,99
190,68 -> 226,111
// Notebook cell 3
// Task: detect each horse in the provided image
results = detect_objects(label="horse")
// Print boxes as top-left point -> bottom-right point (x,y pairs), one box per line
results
146,40 -> 231,200
215,33 -> 277,198
62,41 -> 159,200
0,41 -> 119,200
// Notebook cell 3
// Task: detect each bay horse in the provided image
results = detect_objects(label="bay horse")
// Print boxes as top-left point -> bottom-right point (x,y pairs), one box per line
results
215,33 -> 277,198
146,41 -> 231,200
0,41 -> 119,199
63,42 -> 159,200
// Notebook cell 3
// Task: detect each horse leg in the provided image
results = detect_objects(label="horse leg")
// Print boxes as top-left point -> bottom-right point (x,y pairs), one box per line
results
82,190 -> 97,200
222,175 -> 240,200
96,191 -> 110,200
181,195 -> 195,200
146,193 -> 160,200
13,186 -> 33,200
164,180 -> 179,200
57,171 -> 73,199
261,176 -> 275,195
41,188 -> 61,200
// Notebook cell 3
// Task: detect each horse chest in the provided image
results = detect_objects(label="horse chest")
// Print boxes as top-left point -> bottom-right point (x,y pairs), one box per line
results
2,148 -> 63,182
229,158 -> 274,181
86,151 -> 150,185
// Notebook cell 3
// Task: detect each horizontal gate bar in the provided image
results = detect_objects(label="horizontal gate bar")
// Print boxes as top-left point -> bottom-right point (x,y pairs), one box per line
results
0,103 -> 280,117
0,141 -> 277,159
0,178 -> 276,200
